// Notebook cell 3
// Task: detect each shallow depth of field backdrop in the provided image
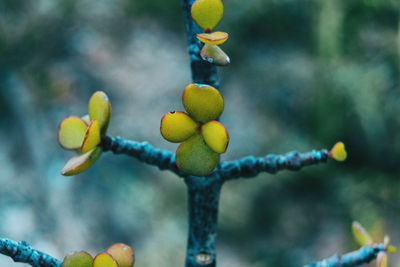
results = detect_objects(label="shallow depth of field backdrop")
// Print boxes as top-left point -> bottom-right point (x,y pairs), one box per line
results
0,0 -> 399,266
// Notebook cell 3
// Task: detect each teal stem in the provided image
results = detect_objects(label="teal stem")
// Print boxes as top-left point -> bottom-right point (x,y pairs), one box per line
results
0,238 -> 61,267
99,135 -> 333,267
304,244 -> 386,267
220,149 -> 330,181
181,0 -> 219,89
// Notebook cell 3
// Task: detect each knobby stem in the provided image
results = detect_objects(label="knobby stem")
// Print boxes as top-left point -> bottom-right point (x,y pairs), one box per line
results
181,0 -> 221,266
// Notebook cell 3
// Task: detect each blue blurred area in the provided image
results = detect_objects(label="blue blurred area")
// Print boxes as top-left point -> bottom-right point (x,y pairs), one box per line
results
0,0 -> 399,266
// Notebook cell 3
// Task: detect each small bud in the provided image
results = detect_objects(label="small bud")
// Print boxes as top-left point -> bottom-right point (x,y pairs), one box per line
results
200,44 -> 230,66
329,141 -> 347,162
196,252 -> 212,265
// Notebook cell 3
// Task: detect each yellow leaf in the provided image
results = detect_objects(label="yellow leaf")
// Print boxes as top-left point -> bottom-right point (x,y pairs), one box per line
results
160,111 -> 198,143
58,116 -> 88,150
330,141 -> 347,161
107,243 -> 135,267
197,31 -> 228,45
176,133 -> 218,176
182,84 -> 224,123
88,91 -> 111,135
377,252 -> 387,267
93,253 -> 119,267
81,120 -> 101,153
61,147 -> 103,176
200,44 -> 230,66
61,251 -> 93,267
191,0 -> 224,32
201,120 -> 229,153
352,221 -> 373,247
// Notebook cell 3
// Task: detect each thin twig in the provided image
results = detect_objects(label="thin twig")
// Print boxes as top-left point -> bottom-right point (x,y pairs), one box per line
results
304,244 -> 385,267
101,135 -> 184,177
219,149 -> 330,181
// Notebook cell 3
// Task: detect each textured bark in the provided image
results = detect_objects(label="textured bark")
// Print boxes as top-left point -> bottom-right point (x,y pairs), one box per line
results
184,176 -> 222,267
0,239 -> 61,267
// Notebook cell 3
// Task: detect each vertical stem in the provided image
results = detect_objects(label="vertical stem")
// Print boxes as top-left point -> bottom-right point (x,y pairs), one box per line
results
185,176 -> 222,267
181,0 -> 219,88
180,0 -> 222,266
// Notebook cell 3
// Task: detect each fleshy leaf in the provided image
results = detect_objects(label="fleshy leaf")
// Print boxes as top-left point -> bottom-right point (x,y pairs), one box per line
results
176,133 -> 218,176
201,120 -> 229,153
377,252 -> 387,267
106,243 -> 135,267
182,84 -> 224,123
61,147 -> 103,176
93,252 -> 119,267
81,119 -> 101,153
58,116 -> 88,150
191,0 -> 224,32
330,141 -> 347,162
352,221 -> 373,247
61,251 -> 93,267
200,44 -> 230,66
197,31 -> 228,45
88,91 -> 111,135
160,111 -> 198,143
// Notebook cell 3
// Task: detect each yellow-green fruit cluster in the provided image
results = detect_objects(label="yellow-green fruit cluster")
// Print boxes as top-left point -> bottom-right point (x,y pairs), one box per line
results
58,91 -> 111,176
61,243 -> 134,267
161,84 -> 229,176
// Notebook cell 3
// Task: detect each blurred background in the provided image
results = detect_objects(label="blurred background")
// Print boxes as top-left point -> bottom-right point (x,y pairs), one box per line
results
0,0 -> 399,266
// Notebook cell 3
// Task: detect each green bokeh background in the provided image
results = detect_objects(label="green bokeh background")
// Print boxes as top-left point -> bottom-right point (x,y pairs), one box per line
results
0,0 -> 399,266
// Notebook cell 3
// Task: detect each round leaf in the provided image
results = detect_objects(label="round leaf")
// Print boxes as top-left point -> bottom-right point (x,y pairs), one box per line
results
201,121 -> 229,153
197,31 -> 228,45
88,91 -> 111,135
160,111 -> 198,143
330,141 -> 347,162
93,252 -> 119,267
176,133 -> 218,176
81,119 -> 101,153
58,116 -> 88,150
107,243 -> 135,267
200,44 -> 230,66
61,251 -> 93,267
182,84 -> 224,123
191,0 -> 224,32
61,147 -> 103,176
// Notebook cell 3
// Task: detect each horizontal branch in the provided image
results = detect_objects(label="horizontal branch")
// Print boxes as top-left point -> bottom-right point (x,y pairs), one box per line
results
219,149 -> 330,181
101,135 -> 185,177
304,244 -> 385,267
0,238 -> 61,267
101,136 -> 331,181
